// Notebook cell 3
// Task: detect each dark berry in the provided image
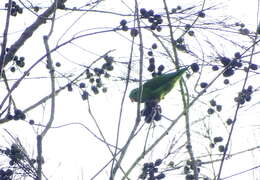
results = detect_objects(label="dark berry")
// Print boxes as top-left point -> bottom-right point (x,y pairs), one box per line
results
140,8 -> 147,16
96,82 -> 102,88
120,19 -> 127,26
156,18 -> 163,24
218,145 -> 225,152
156,26 -> 162,32
149,58 -> 154,64
16,60 -> 25,67
150,24 -> 157,30
247,85 -> 253,93
6,114 -> 13,120
177,5 -> 182,10
147,9 -> 154,17
235,22 -> 240,26
154,112 -> 161,121
55,62 -> 61,67
81,91 -> 89,100
209,143 -> 215,148
29,120 -> 35,125
102,87 -> 107,93
198,11 -> 205,18
148,64 -> 155,72
188,31 -> 195,36
177,37 -> 184,44
79,82 -> 86,88
226,118 -> 233,125
148,17 -> 154,23
240,28 -> 250,35
154,159 -> 162,166
184,166 -> 190,174
185,24 -> 191,30
156,173 -> 166,179
250,64 -> 258,70
220,57 -> 231,66
17,7 -> 23,14
234,52 -> 241,59
212,65 -> 219,71
152,72 -> 157,77
223,68 -> 234,77
158,65 -> 165,72
33,6 -> 39,12
89,78 -> 95,83
245,95 -> 251,102
10,66 -> 16,72
122,25 -> 129,31
216,105 -> 222,112
67,83 -> 73,91
176,44 -> 186,51
236,62 -> 243,68
213,136 -> 223,143
209,99 -> 216,106
154,14 -> 161,21
224,79 -> 229,85
91,86 -> 99,94
5,169 -> 13,176
207,108 -> 214,115
147,51 -> 153,56
104,72 -> 110,78
171,8 -> 177,13
152,43 -> 157,49
130,28 -> 139,37
14,56 -> 18,61
96,78 -> 101,84
190,63 -> 199,72
200,82 -> 208,88
186,174 -> 195,180
105,63 -> 114,71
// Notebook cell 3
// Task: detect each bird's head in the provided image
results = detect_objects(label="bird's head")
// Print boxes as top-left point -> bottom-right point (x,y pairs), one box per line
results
129,88 -> 139,102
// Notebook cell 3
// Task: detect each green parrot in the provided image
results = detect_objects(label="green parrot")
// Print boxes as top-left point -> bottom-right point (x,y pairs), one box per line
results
129,67 -> 188,103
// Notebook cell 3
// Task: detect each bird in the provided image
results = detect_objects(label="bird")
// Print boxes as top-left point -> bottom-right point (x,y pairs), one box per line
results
129,67 -> 188,103
129,67 -> 188,123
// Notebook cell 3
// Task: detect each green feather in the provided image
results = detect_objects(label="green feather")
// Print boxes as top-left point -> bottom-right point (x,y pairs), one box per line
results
129,67 -> 188,103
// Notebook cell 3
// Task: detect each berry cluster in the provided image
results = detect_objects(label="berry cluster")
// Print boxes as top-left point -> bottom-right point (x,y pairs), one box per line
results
120,19 -> 128,31
141,101 -> 162,123
234,22 -> 250,36
184,159 -> 202,180
174,37 -> 187,52
5,144 -> 25,165
9,53 -> 26,72
119,19 -> 139,37
5,109 -> 26,121
57,0 -> 67,9
0,168 -> 13,180
209,136 -> 226,153
5,1 -> 23,16
139,159 -> 165,180
67,55 -> 113,100
140,8 -> 163,32
146,43 -> 165,77
234,85 -> 253,105
207,99 -> 222,115
0,144 -> 37,179
184,24 -> 195,36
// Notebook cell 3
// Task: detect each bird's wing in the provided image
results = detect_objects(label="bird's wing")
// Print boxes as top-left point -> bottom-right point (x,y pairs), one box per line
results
143,68 -> 188,100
